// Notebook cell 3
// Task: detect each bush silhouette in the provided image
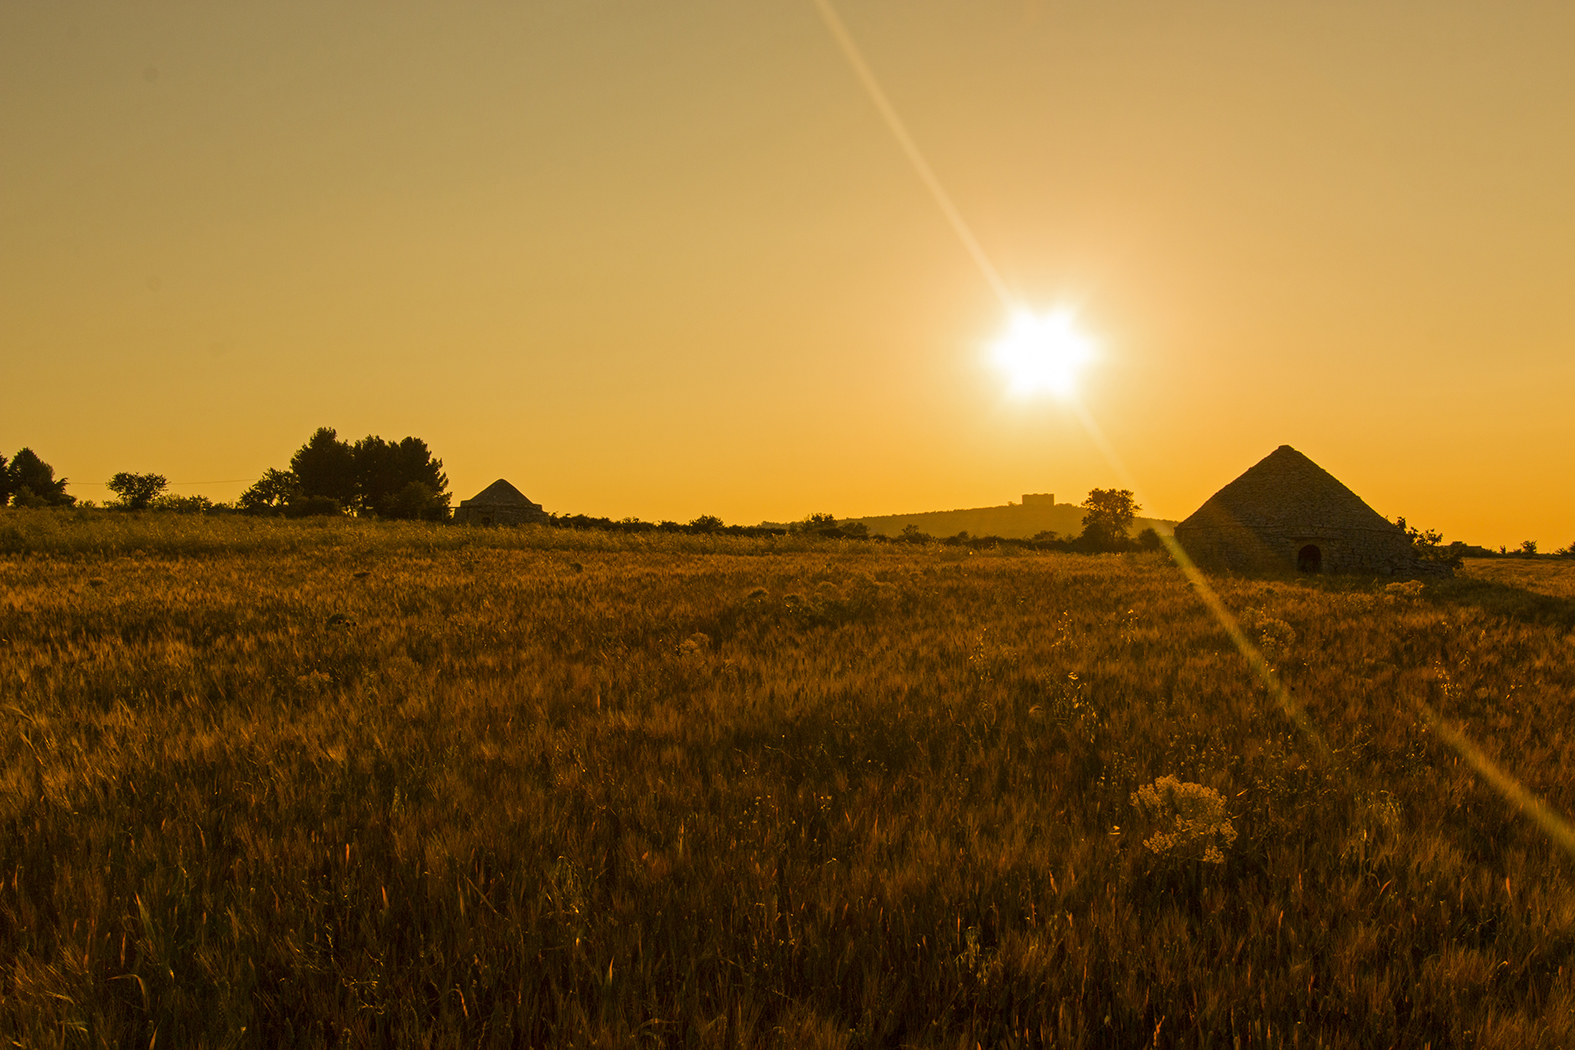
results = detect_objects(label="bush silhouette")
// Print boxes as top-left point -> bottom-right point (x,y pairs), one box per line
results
1078,488 -> 1138,551
6,448 -> 74,507
106,472 -> 168,510
290,428 -> 358,508
237,469 -> 301,516
285,495 -> 344,518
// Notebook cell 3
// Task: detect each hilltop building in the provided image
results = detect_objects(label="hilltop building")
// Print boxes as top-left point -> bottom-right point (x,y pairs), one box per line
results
1174,445 -> 1439,576
453,479 -> 547,526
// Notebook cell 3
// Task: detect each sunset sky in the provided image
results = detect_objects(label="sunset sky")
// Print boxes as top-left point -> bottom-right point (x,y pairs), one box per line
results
3,2 -> 1571,546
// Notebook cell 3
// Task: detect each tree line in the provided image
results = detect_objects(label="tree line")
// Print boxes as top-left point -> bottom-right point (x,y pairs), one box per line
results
234,427 -> 450,520
5,446 -> 1571,555
0,428 -> 450,520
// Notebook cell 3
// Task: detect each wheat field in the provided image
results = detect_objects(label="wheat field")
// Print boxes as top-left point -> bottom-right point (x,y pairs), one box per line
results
3,509 -> 1574,1047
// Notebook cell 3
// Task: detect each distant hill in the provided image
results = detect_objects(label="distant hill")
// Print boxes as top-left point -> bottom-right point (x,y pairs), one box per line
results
764,493 -> 1177,541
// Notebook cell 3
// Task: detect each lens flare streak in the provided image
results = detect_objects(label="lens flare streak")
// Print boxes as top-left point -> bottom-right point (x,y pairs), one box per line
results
810,0 -> 1575,864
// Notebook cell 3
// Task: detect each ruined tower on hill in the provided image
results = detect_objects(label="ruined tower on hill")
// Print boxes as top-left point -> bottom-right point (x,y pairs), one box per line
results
1174,445 -> 1441,576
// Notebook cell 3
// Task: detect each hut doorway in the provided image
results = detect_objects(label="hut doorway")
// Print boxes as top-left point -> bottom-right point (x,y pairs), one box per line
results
1297,544 -> 1322,573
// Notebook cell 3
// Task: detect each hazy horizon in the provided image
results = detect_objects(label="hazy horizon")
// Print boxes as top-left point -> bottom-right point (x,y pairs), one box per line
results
4,2 -> 1571,548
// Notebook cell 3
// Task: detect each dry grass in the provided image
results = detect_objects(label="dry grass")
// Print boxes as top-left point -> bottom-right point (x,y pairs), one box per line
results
3,509 -> 1575,1046
1462,556 -> 1575,600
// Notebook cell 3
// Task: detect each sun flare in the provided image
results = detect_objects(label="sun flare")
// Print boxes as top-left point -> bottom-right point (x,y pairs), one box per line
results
988,308 -> 1096,399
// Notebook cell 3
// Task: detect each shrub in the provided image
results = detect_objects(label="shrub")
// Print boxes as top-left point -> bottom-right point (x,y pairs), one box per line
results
1396,516 -> 1463,568
6,448 -> 74,506
237,469 -> 301,515
1130,775 -> 1238,864
106,472 -> 168,510
152,494 -> 216,514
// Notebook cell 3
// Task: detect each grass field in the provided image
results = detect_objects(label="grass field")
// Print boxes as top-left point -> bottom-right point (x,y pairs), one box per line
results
3,509 -> 1575,1047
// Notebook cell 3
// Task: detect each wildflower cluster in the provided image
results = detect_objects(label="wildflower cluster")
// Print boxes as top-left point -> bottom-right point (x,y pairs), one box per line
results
1130,775 -> 1238,864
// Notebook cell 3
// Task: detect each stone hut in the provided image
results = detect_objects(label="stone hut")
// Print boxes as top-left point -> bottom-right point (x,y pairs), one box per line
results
453,479 -> 547,526
1174,445 -> 1437,576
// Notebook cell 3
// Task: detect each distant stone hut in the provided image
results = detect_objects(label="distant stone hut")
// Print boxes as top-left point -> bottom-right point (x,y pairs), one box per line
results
1174,445 -> 1438,576
452,479 -> 547,526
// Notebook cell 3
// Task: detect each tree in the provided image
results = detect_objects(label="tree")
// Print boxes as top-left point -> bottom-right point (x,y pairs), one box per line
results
106,472 -> 168,509
237,469 -> 301,515
787,512 -> 867,539
262,427 -> 450,519
286,495 -> 345,518
1396,517 -> 1444,553
1135,527 -> 1164,551
378,481 -> 446,521
1396,517 -> 1462,568
7,448 -> 74,506
352,435 -> 450,520
688,514 -> 724,533
1079,488 -> 1139,550
789,512 -> 838,536
290,428 -> 358,508
0,452 -> 10,506
1520,540 -> 1538,556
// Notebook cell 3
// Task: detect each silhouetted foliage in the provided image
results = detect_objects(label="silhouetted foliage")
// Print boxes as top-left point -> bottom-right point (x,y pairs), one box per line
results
274,428 -> 450,520
237,469 -> 302,516
899,524 -> 932,544
1396,516 -> 1465,569
285,495 -> 344,518
0,453 -> 10,506
7,448 -> 74,507
289,428 -> 358,509
352,436 -> 450,520
1078,488 -> 1139,551
788,513 -> 870,540
1520,540 -> 1539,556
153,494 -> 216,514
382,481 -> 446,522
688,515 -> 724,533
789,512 -> 837,536
547,512 -> 783,538
106,472 -> 168,510
1135,527 -> 1164,551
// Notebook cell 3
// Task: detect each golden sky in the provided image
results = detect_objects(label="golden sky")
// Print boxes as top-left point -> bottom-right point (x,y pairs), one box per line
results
3,2 -> 1571,546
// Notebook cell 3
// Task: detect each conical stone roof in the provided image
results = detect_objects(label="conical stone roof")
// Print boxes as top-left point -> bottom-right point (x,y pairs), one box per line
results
1174,445 -> 1421,575
463,479 -> 536,507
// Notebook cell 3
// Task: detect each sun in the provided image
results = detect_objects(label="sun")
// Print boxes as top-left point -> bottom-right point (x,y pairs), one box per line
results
988,308 -> 1096,399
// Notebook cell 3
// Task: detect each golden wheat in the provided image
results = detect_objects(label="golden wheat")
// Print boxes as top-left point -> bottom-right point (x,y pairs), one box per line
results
2,510 -> 1573,1046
